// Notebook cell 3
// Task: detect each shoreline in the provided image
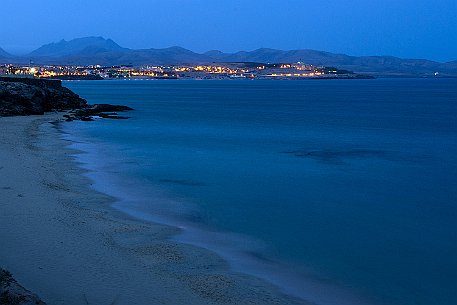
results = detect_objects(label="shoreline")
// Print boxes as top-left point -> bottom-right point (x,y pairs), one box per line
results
0,114 -> 306,305
60,116 -> 375,305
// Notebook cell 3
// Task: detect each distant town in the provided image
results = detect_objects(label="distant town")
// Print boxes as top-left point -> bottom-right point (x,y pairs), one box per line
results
0,62 -> 372,80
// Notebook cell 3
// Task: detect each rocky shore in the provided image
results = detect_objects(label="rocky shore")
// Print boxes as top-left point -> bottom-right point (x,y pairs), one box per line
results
0,78 -> 86,116
0,77 -> 132,119
0,269 -> 46,305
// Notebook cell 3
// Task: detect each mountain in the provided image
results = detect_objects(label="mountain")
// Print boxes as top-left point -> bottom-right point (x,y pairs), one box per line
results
0,37 -> 455,76
29,36 -> 125,57
22,38 -> 212,65
30,46 -> 212,66
99,46 -> 212,66
0,47 -> 14,62
442,60 -> 457,70
205,48 -> 358,65
204,48 -> 454,74
0,47 -> 12,57
204,50 -> 227,59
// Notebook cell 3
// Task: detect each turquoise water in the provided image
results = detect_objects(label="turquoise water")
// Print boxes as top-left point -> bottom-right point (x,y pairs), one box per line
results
63,79 -> 457,305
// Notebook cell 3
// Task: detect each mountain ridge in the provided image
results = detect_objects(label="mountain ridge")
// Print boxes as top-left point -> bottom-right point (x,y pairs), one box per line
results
29,36 -> 126,57
0,47 -> 13,61
1,37 -> 456,75
0,47 -> 12,57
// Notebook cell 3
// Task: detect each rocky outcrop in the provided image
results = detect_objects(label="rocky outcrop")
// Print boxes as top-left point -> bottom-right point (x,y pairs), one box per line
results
0,269 -> 46,305
64,104 -> 134,121
0,78 -> 133,120
0,80 -> 87,116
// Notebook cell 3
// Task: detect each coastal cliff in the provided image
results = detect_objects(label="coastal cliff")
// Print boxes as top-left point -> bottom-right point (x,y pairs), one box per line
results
0,78 -> 87,116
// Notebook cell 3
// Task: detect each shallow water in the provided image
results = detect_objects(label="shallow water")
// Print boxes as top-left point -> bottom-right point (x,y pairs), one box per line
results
64,79 -> 457,305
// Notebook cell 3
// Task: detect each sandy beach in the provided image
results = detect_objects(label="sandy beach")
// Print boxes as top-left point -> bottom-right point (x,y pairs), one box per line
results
0,114 -> 306,305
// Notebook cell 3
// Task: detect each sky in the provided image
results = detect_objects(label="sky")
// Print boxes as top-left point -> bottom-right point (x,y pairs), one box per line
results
1,0 -> 456,62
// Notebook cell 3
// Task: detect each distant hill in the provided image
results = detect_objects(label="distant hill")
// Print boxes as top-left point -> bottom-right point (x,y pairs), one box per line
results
29,36 -> 125,57
22,38 -> 212,65
0,37 -> 456,76
205,48 -> 351,64
124,47 -> 213,66
0,47 -> 15,65
205,48 -> 456,74
29,47 -> 212,66
0,47 -> 12,57
443,60 -> 457,70
0,47 -> 14,63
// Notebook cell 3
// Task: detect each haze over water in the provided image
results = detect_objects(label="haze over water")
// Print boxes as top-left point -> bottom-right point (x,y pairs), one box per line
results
63,79 -> 457,305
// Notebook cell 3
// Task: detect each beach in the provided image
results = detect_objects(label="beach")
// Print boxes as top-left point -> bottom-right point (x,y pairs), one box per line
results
2,78 -> 456,305
0,114 -> 305,305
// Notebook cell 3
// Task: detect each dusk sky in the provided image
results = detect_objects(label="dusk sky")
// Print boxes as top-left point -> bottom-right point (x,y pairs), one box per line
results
1,0 -> 456,62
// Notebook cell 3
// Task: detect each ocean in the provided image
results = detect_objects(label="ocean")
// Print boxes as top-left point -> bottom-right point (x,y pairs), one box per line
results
63,79 -> 457,305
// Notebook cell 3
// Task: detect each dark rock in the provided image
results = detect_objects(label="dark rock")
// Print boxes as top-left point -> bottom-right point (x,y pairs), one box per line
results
0,82 -> 46,115
0,79 -> 87,116
69,104 -> 133,121
0,268 -> 46,305
90,104 -> 133,112
0,78 -> 133,121
99,114 -> 130,119
42,87 -> 87,112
